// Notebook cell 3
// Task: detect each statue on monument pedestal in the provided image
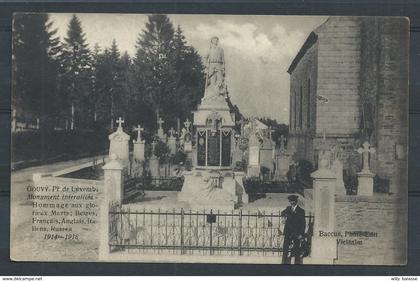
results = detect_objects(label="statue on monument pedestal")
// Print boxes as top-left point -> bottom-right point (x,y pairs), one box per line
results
203,36 -> 227,102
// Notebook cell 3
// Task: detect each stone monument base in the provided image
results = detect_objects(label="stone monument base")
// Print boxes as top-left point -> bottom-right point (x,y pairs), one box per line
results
335,184 -> 347,195
357,170 -> 375,196
178,169 -> 248,211
247,165 -> 260,178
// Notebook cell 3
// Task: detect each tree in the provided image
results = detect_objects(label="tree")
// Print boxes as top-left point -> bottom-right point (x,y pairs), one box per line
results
13,13 -> 61,129
92,40 -> 127,130
134,14 -> 176,130
133,15 -> 205,133
169,26 -> 206,125
120,51 -> 136,127
59,14 -> 92,129
258,117 -> 289,145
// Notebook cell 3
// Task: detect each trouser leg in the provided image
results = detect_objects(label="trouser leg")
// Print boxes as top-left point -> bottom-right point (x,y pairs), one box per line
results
293,238 -> 302,264
282,238 -> 291,264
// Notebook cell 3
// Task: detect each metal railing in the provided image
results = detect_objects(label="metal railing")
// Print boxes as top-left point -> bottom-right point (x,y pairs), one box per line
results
109,204 -> 314,256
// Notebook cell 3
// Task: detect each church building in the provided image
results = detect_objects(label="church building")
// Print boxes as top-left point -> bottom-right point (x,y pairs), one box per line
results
287,16 -> 408,194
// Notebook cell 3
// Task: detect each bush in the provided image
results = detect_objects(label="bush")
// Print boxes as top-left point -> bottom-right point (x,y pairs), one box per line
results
343,171 -> 358,195
11,129 -> 109,163
374,175 -> 390,194
296,159 -> 314,182
233,160 -> 246,171
243,177 -> 290,193
171,151 -> 187,165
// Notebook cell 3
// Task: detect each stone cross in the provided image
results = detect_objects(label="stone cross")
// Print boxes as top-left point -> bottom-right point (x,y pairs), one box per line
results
184,118 -> 191,132
133,125 -> 144,142
318,129 -> 331,166
169,127 -> 175,137
157,117 -> 164,129
357,141 -> 376,172
116,117 -> 124,130
236,118 -> 247,135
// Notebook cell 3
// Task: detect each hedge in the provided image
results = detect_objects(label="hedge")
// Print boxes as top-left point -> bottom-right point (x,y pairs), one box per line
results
12,129 -> 109,165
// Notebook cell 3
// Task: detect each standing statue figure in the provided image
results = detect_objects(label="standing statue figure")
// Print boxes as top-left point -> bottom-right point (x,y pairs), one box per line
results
204,36 -> 226,100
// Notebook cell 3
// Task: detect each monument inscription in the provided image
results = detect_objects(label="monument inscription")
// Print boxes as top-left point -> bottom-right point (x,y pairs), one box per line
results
26,180 -> 101,243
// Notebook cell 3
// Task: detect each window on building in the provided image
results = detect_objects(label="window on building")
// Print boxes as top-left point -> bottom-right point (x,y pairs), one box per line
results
307,79 -> 311,129
299,85 -> 303,129
294,91 -> 297,130
289,93 -> 292,131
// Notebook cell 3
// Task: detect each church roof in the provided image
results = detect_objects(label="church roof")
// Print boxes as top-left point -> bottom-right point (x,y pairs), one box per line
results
287,31 -> 318,74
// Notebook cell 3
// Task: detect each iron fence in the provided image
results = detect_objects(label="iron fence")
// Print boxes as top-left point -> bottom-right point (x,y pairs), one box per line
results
109,203 -> 314,256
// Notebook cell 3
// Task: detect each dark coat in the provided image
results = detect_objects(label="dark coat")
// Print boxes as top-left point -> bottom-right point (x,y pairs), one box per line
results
281,205 -> 306,237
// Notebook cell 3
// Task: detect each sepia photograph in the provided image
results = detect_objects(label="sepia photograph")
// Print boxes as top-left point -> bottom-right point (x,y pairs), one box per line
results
10,13 -> 409,265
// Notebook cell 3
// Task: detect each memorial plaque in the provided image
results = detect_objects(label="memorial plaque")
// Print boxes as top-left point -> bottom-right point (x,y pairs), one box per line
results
207,130 -> 220,166
197,131 -> 206,166
249,146 -> 260,166
221,131 -> 231,166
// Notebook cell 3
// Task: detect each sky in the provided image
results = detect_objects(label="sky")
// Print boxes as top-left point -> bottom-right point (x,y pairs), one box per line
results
49,13 -> 328,124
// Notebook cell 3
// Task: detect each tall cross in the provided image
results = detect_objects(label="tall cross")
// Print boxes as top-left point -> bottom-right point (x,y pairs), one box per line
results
116,117 -> 124,129
169,127 -> 175,137
184,118 -> 191,132
133,125 -> 144,141
320,129 -> 328,151
236,118 -> 247,135
157,117 -> 164,129
318,128 -> 331,166
357,141 -> 376,172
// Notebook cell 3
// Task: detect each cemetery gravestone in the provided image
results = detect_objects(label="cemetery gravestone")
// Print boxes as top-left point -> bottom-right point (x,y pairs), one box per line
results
133,125 -> 145,162
275,135 -> 290,181
108,117 -> 130,168
357,141 -> 376,196
168,128 -> 177,155
149,141 -> 160,178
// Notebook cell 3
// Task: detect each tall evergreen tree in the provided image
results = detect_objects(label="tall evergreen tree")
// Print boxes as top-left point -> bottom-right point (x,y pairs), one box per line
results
90,43 -> 102,123
120,51 -> 136,127
93,39 -> 126,130
134,14 -> 177,130
60,14 -> 92,129
13,13 -> 61,129
133,15 -> 205,132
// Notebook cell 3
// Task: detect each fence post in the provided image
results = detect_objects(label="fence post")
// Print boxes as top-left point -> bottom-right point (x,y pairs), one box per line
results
209,209 -> 213,255
99,154 -> 124,260
181,208 -> 184,255
239,210 -> 242,256
310,158 -> 336,263
102,154 -> 124,204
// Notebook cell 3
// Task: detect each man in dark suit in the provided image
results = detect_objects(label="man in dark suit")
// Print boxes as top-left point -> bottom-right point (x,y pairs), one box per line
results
281,194 -> 306,264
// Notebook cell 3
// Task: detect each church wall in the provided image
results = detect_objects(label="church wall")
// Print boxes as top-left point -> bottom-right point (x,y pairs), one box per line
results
316,17 -> 361,137
288,17 -> 408,194
288,38 -> 318,163
359,18 -> 409,194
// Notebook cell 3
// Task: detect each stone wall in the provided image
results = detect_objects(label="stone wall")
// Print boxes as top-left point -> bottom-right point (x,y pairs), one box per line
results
334,195 -> 407,265
359,18 -> 409,194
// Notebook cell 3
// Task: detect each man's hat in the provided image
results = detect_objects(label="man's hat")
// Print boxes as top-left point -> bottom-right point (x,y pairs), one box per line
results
288,195 -> 299,201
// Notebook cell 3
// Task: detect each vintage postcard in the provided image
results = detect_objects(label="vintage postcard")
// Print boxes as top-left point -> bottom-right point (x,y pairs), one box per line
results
10,13 -> 408,265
